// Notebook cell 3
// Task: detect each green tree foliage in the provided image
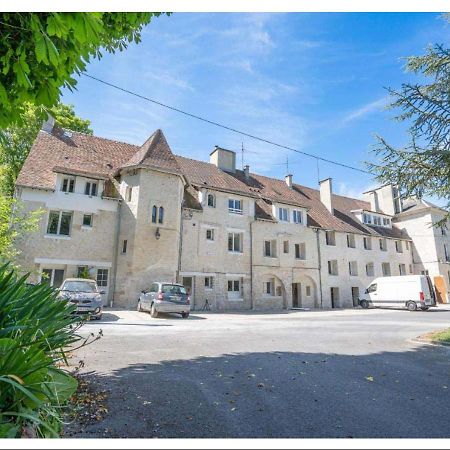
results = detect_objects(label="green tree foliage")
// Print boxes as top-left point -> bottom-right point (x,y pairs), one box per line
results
0,194 -> 42,267
370,17 -> 450,223
0,102 -> 92,196
0,264 -> 84,437
0,12 -> 162,127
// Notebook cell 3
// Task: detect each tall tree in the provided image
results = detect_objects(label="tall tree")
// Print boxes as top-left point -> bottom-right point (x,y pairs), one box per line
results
0,12 -> 163,127
0,102 -> 92,196
370,16 -> 450,224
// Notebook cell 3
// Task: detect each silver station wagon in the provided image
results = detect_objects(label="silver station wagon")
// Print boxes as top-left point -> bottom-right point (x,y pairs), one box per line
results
138,282 -> 190,318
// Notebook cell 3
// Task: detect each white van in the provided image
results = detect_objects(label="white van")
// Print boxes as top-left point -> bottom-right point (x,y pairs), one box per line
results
359,275 -> 437,311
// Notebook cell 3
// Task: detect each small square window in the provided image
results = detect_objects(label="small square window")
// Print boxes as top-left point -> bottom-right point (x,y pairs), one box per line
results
82,214 -> 93,227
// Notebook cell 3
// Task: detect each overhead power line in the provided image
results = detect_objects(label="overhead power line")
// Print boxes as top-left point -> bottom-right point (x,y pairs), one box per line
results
83,73 -> 373,176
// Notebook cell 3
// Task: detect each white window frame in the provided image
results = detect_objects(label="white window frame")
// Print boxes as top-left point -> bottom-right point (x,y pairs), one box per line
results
292,210 -> 303,224
82,213 -> 93,228
204,276 -> 214,289
207,193 -> 216,208
228,232 -> 243,253
325,230 -> 336,246
228,198 -> 243,215
84,181 -> 98,197
328,260 -> 339,276
278,207 -> 289,222
227,278 -> 243,300
363,236 -> 372,250
206,228 -> 215,241
46,210 -> 73,237
349,261 -> 358,276
395,240 -> 403,253
366,262 -> 375,277
295,243 -> 306,260
379,238 -> 387,251
61,177 -> 75,193
97,268 -> 109,287
264,240 -> 277,258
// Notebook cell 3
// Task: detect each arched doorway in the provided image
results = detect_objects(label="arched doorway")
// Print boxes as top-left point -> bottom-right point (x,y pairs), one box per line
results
291,274 -> 318,309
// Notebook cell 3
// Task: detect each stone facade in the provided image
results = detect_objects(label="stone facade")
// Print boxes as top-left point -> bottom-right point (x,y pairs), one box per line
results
14,127 -> 448,311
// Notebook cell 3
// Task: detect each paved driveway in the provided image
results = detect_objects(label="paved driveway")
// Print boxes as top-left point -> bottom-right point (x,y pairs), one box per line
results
66,307 -> 450,438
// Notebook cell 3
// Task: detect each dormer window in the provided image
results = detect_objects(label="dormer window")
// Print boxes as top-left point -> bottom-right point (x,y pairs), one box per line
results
292,210 -> 303,224
61,177 -> 75,193
84,181 -> 98,196
278,207 -> 289,222
207,193 -> 216,208
229,199 -> 243,214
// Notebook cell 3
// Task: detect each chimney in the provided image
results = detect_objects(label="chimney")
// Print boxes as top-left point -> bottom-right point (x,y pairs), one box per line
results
210,146 -> 236,173
364,190 -> 380,212
319,178 -> 333,213
244,165 -> 250,180
41,114 -> 55,133
365,184 -> 400,216
285,174 -> 293,188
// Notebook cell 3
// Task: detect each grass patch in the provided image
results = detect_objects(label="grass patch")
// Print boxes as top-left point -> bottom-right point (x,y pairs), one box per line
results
423,328 -> 450,346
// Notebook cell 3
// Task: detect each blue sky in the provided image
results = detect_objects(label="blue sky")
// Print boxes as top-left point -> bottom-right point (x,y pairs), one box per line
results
61,12 -> 450,199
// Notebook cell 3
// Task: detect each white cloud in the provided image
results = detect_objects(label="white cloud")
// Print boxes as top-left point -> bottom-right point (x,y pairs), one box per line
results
342,96 -> 389,124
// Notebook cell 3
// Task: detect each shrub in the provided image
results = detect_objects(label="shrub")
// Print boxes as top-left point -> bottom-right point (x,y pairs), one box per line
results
0,264 -> 82,437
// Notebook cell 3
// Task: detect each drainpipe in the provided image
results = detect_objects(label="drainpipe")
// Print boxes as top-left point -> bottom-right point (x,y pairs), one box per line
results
110,199 -> 122,308
177,202 -> 184,283
250,220 -> 255,310
314,228 -> 324,309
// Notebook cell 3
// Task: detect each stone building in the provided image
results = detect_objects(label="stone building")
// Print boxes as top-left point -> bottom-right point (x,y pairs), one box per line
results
14,125 -> 447,310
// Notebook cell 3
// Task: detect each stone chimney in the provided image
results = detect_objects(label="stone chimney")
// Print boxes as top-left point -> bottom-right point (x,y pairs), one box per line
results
319,178 -> 333,213
364,190 -> 380,212
243,165 -> 250,180
41,114 -> 55,133
364,184 -> 401,216
285,174 -> 293,188
210,146 -> 236,173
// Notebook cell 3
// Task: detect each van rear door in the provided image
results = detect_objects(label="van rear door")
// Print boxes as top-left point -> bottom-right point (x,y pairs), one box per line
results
424,276 -> 437,306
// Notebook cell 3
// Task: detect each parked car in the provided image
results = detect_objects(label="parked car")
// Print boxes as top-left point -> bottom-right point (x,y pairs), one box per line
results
359,275 -> 437,311
57,278 -> 104,320
138,282 -> 190,318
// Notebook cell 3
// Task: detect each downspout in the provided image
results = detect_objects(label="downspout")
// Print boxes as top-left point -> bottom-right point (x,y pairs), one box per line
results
315,228 -> 324,309
177,202 -> 184,284
250,220 -> 255,310
110,199 -> 122,308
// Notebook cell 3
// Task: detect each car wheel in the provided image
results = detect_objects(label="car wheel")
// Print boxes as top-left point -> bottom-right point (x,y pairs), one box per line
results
150,304 -> 159,318
360,300 -> 370,309
181,312 -> 190,319
407,301 -> 418,312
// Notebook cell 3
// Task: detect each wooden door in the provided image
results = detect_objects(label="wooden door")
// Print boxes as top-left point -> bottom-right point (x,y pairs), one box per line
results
434,276 -> 447,304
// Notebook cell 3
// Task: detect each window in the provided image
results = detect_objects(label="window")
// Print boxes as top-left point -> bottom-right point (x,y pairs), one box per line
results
328,260 -> 339,276
82,214 -> 93,227
61,177 -> 75,193
383,218 -> 391,227
84,182 -> 98,196
306,286 -> 311,297
47,211 -> 72,236
283,241 -> 289,254
151,206 -> 157,223
264,240 -> 277,258
374,216 -> 382,226
445,244 -> 450,262
295,243 -> 306,260
367,283 -> 377,294
382,262 -> 391,277
158,206 -> 164,224
399,264 -> 406,276
264,278 -> 275,296
349,261 -> 358,276
409,264 -> 413,274
206,229 -> 215,241
228,232 -> 243,253
325,230 -> 336,246
406,241 -> 409,250
278,207 -> 289,222
293,210 -> 303,224
227,279 -> 242,300
97,269 -> 108,287
395,241 -> 403,253
229,199 -> 243,214
207,193 -> 216,208
441,226 -> 447,236
363,213 -> 372,225
363,236 -> 372,250
204,276 -> 214,289
41,268 -> 65,288
379,238 -> 387,251
122,240 -> 128,254
77,266 -> 88,278
366,262 -> 375,277
347,234 -> 356,248
125,186 -> 133,202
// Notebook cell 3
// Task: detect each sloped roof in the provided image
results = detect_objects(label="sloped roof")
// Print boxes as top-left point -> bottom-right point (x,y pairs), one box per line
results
121,129 -> 181,174
16,128 -> 138,190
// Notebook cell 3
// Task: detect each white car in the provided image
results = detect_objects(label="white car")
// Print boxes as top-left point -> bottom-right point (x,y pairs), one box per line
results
359,275 -> 437,311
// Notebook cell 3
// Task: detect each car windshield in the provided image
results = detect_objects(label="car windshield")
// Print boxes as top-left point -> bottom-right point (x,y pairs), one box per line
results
62,281 -> 98,293
162,285 -> 187,295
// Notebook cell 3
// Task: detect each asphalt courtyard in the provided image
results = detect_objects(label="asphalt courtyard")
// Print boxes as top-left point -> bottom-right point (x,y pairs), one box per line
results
65,306 -> 450,438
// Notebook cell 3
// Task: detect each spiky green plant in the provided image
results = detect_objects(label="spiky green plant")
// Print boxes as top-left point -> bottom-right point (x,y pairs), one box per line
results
0,264 -> 83,437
